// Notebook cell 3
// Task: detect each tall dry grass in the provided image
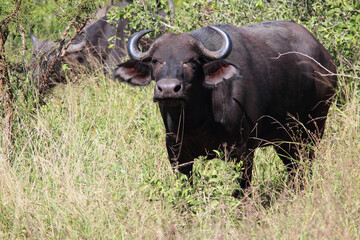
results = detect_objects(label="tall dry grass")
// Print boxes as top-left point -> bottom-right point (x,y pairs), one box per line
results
0,68 -> 359,239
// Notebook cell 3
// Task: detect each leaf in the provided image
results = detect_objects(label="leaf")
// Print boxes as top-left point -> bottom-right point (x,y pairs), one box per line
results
255,0 -> 264,9
187,199 -> 202,206
62,64 -> 71,71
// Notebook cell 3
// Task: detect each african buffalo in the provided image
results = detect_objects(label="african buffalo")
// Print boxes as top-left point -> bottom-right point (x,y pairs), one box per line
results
113,21 -> 337,192
31,0 -> 174,91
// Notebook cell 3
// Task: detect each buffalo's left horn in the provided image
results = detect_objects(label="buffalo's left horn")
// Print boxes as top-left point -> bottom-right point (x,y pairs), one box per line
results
127,29 -> 154,60
66,40 -> 86,53
198,25 -> 232,60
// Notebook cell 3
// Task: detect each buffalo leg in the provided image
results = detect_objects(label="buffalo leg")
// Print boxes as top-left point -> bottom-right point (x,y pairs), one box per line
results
168,153 -> 194,179
275,140 -> 314,188
275,143 -> 302,173
275,108 -> 328,177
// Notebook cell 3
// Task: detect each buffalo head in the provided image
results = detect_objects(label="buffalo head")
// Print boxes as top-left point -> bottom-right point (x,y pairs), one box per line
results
30,31 -> 89,91
113,26 -> 241,107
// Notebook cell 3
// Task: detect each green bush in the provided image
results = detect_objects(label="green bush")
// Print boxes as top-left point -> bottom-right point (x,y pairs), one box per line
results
112,0 -> 359,71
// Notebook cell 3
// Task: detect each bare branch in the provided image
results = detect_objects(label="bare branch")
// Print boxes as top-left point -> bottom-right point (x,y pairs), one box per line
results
39,8 -> 91,90
20,24 -> 26,56
272,51 -> 360,80
159,21 -> 175,29
0,1 -> 21,26
60,16 -> 90,57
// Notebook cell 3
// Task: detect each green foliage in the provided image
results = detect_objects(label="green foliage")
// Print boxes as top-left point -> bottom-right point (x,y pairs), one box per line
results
146,154 -> 242,215
1,0 -> 100,120
309,1 -> 360,62
3,0 -> 97,55
107,0 -> 174,40
114,0 -> 359,70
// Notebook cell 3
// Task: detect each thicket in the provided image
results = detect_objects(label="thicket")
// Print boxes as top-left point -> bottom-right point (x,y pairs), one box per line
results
111,0 -> 359,64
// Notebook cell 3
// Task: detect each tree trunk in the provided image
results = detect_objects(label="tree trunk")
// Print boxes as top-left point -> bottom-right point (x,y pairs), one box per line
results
0,2 -> 21,159
0,24 -> 14,157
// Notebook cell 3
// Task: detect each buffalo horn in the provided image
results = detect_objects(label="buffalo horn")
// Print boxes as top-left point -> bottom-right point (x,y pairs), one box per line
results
66,40 -> 86,53
198,26 -> 232,60
30,30 -> 41,52
127,29 -> 154,60
30,31 -> 39,46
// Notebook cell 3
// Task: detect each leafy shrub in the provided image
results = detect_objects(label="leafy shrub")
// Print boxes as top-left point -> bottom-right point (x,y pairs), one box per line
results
112,0 -> 359,74
107,0 -> 174,41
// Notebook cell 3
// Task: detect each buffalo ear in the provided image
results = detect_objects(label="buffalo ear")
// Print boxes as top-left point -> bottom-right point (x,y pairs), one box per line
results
203,60 -> 241,88
113,60 -> 152,86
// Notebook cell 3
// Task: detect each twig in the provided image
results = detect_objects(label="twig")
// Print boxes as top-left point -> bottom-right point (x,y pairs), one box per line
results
272,51 -> 360,80
60,15 -> 89,57
0,1 -> 21,26
159,21 -> 175,29
40,10 -> 90,90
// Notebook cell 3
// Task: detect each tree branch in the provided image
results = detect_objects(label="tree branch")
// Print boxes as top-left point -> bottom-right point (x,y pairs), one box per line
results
272,51 -> 360,80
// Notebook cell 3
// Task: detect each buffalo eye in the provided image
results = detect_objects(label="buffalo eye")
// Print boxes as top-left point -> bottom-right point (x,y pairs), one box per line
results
151,59 -> 164,66
76,55 -> 84,63
182,60 -> 198,69
183,63 -> 190,68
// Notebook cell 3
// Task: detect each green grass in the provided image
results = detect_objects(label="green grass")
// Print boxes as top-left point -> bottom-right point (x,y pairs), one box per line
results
1,68 -> 359,239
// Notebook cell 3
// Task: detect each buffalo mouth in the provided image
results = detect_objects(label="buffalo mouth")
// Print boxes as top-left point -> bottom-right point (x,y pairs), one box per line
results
153,97 -> 186,107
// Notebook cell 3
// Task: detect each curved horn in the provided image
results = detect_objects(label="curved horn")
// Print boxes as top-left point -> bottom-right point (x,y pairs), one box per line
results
30,29 -> 41,52
30,30 -> 39,46
66,40 -> 86,53
199,25 -> 232,60
127,29 -> 154,60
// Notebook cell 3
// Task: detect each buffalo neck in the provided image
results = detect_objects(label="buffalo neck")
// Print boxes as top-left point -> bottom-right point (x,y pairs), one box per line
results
158,89 -> 212,135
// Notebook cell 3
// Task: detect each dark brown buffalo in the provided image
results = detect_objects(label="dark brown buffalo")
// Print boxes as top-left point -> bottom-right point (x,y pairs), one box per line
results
31,2 -> 129,75
31,0 -> 174,92
113,21 -> 337,192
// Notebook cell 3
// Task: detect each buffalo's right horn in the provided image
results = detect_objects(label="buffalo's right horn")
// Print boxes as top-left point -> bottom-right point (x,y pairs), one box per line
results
198,26 -> 232,60
127,29 -> 154,60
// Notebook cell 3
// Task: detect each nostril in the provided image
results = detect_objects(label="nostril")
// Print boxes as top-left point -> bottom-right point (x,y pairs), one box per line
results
156,79 -> 182,95
174,85 -> 181,93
